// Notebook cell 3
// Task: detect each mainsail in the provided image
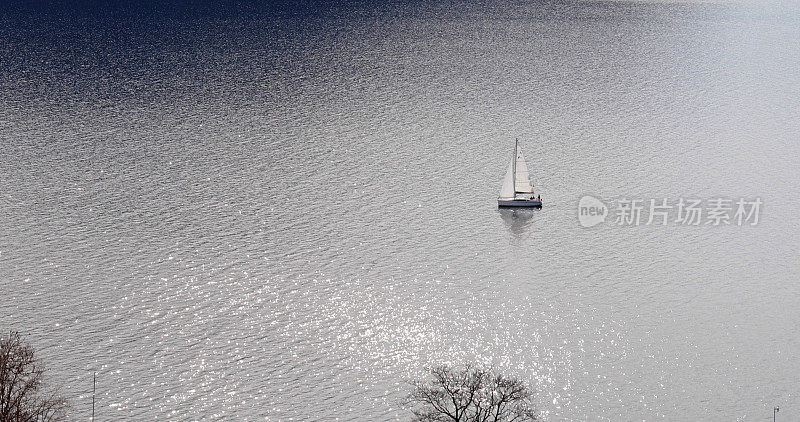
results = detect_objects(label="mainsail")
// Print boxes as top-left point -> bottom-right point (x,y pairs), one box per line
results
499,139 -> 534,199
514,150 -> 534,193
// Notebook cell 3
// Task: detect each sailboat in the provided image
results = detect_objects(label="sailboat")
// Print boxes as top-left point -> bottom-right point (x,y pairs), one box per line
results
498,139 -> 542,207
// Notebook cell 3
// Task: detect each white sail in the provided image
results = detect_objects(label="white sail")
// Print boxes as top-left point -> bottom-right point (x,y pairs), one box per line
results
498,162 -> 515,199
498,139 -> 542,207
514,150 -> 534,193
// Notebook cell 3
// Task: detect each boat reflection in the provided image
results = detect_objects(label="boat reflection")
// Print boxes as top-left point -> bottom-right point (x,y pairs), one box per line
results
498,207 -> 539,238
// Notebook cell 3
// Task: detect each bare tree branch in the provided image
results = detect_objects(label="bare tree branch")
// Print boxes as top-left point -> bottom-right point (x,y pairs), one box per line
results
0,331 -> 69,422
405,365 -> 537,422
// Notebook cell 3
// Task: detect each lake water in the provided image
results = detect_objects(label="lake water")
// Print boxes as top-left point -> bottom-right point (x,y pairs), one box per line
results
1,1 -> 799,420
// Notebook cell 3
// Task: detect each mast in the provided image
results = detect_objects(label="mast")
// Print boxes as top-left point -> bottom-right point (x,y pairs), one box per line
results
92,372 -> 96,421
512,139 -> 518,198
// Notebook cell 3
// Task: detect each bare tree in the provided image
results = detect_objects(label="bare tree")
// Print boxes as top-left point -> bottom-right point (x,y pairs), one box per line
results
0,331 -> 68,422
404,364 -> 537,422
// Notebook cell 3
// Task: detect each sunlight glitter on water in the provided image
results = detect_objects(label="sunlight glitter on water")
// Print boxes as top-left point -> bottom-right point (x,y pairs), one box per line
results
1,1 -> 799,420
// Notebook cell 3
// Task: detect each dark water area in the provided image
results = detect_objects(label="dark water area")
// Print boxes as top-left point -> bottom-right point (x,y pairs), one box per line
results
1,1 -> 799,420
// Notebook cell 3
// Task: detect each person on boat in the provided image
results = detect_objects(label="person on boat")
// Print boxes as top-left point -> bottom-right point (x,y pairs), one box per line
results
537,194 -> 541,201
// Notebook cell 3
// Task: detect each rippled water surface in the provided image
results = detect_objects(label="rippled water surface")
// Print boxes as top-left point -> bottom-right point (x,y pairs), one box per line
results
2,2 -> 799,420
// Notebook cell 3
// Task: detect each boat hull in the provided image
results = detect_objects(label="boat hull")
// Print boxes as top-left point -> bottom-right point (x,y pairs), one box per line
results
498,198 -> 542,207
